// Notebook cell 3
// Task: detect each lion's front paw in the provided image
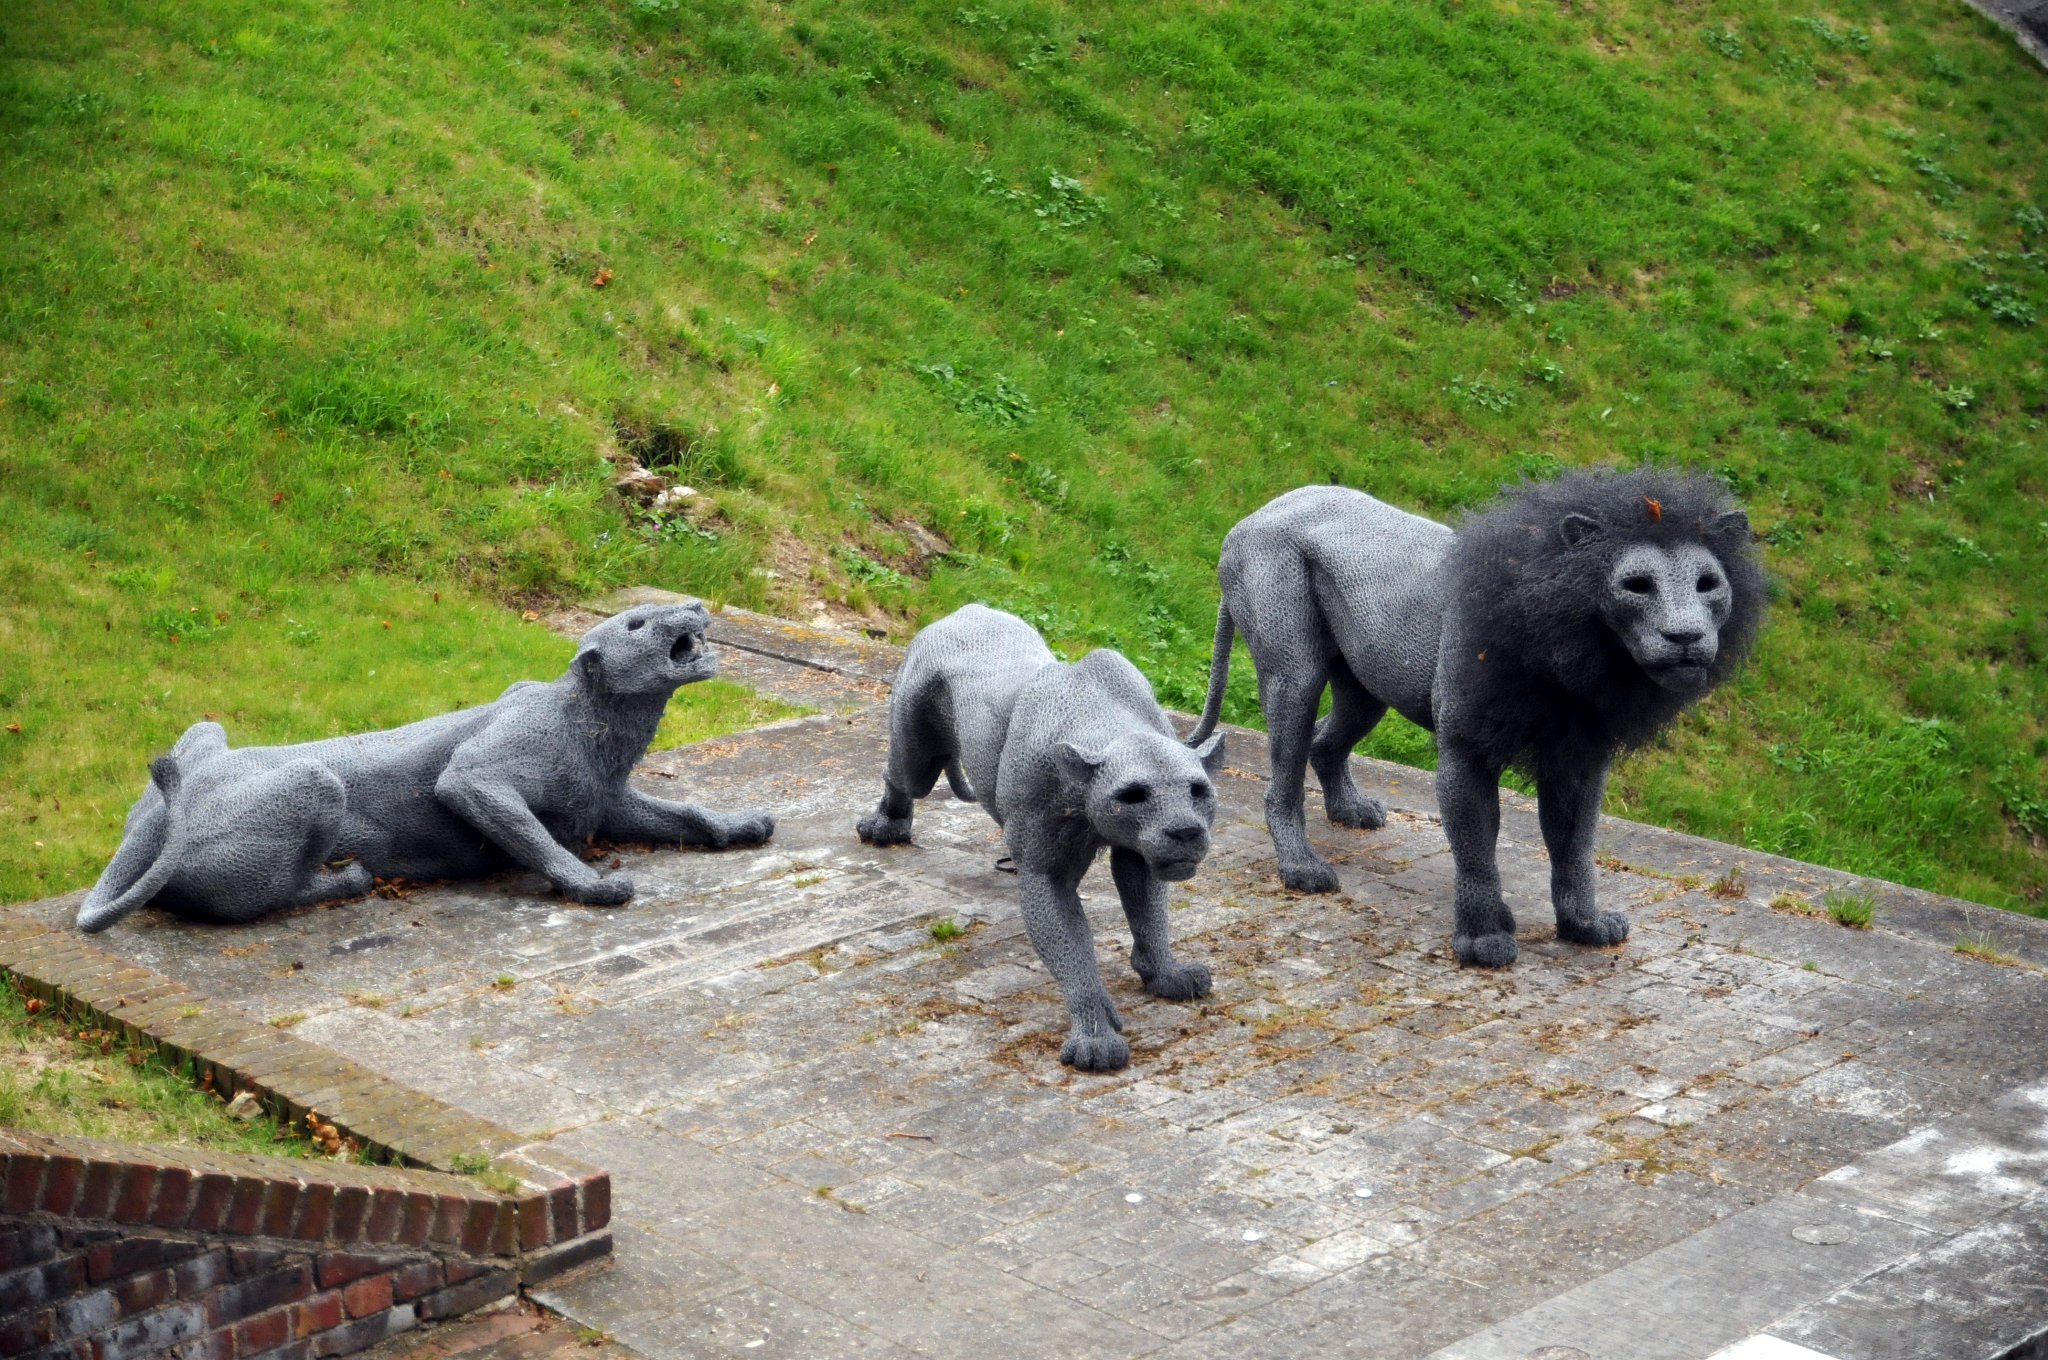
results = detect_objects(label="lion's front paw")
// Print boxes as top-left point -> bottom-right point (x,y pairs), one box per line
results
1558,911 -> 1630,948
564,873 -> 635,907
1142,961 -> 1212,1002
723,811 -> 775,848
1454,930 -> 1519,968
1325,791 -> 1387,831
1279,856 -> 1341,894
857,812 -> 914,846
1060,1029 -> 1131,1072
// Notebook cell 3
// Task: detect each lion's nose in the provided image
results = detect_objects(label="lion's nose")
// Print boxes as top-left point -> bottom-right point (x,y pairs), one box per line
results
1165,823 -> 1206,844
1662,627 -> 1705,647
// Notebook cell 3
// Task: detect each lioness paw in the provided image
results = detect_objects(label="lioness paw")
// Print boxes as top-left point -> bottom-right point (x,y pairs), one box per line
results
1143,961 -> 1212,1002
566,873 -> 635,907
1279,857 -> 1341,894
1454,930 -> 1518,969
1326,793 -> 1387,831
1558,911 -> 1630,948
857,812 -> 914,846
1061,1030 -> 1131,1072
725,811 -> 775,847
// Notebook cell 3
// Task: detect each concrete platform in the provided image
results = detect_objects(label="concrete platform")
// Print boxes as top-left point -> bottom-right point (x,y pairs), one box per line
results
20,607 -> 2048,1359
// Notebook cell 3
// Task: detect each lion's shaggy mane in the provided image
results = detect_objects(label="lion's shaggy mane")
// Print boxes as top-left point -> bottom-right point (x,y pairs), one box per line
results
1444,467 -> 1766,768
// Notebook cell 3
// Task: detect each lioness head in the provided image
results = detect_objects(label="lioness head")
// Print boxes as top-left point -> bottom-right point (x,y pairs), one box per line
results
574,601 -> 717,695
1058,731 -> 1227,880
1560,517 -> 1745,693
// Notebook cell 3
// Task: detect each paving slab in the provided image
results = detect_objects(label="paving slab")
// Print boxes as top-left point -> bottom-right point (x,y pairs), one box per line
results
15,609 -> 2048,1359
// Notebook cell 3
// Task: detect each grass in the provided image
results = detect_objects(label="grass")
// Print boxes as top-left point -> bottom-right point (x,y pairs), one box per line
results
0,977 -> 313,1155
0,0 -> 2043,914
929,917 -> 966,943
1825,889 -> 1877,928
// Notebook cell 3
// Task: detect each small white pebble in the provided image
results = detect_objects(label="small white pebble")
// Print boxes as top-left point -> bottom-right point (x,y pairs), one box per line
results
1124,1192 -> 1145,1204
1242,1228 -> 1265,1243
745,1342 -> 765,1351
1354,1187 -> 1374,1199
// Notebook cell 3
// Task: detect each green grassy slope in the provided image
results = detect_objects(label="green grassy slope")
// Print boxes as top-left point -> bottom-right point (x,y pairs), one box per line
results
2,0 -> 2043,910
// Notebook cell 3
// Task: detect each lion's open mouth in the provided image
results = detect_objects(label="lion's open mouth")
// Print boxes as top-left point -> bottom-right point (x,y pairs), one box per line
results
670,633 -> 696,663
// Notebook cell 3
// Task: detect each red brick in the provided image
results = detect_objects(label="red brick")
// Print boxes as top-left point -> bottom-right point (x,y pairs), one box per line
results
313,1253 -> 373,1290
458,1204 -> 497,1253
0,1223 -> 58,1271
429,1194 -> 467,1248
548,1180 -> 577,1243
236,1305 -> 293,1353
86,1236 -> 165,1282
261,1180 -> 302,1238
213,1261 -> 313,1324
329,1186 -> 369,1241
363,1188 -> 403,1244
340,1272 -> 393,1318
416,1267 -> 515,1321
148,1166 -> 194,1229
188,1172 -> 236,1233
580,1174 -> 611,1233
515,1194 -> 549,1252
230,1245 -> 290,1276
0,1254 -> 82,1316
172,1248 -> 231,1295
38,1154 -> 83,1217
4,1150 -> 46,1214
293,1182 -> 336,1242
396,1193 -> 434,1248
112,1267 -> 173,1314
74,1159 -> 121,1221
0,1310 -> 42,1355
226,1177 -> 268,1235
173,1331 -> 236,1360
94,1299 -> 205,1360
111,1165 -> 157,1224
389,1260 -> 441,1302
293,1289 -> 344,1337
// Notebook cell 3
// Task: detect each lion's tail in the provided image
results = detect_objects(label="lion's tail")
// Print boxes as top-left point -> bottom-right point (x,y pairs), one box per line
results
76,756 -> 185,934
1185,600 -> 1234,748
944,759 -> 977,803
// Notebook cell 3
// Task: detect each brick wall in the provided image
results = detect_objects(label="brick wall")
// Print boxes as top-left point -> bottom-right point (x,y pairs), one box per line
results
0,1128 -> 607,1360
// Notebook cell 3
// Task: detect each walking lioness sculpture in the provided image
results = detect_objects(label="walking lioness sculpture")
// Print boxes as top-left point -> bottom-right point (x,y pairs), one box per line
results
859,604 -> 1225,1071
1187,469 -> 1763,968
77,602 -> 775,932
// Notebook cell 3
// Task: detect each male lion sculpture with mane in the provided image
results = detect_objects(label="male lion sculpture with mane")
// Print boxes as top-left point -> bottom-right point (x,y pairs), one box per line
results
77,602 -> 775,932
1186,468 -> 1763,968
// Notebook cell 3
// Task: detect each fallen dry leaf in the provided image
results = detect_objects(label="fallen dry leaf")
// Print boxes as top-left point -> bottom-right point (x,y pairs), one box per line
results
591,267 -> 613,288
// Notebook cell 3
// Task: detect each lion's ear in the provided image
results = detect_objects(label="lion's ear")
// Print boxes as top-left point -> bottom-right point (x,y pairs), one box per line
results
1054,742 -> 1103,786
1710,509 -> 1750,540
1191,731 -> 1226,776
1558,513 -> 1604,547
573,648 -> 606,689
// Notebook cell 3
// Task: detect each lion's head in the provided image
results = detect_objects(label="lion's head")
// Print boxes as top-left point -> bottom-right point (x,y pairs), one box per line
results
1448,468 -> 1766,755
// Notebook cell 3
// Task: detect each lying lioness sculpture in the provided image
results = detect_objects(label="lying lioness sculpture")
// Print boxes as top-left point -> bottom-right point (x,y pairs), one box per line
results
77,602 -> 775,932
1186,468 -> 1763,968
859,604 -> 1225,1071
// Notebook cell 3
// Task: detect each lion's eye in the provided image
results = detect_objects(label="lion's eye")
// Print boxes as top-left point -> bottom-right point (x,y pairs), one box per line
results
1114,785 -> 1151,805
1621,576 -> 1655,595
1696,574 -> 1720,592
627,618 -> 645,631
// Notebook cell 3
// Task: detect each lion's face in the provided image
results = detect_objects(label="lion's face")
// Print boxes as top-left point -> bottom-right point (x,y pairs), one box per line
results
576,602 -> 717,695
1598,541 -> 1735,693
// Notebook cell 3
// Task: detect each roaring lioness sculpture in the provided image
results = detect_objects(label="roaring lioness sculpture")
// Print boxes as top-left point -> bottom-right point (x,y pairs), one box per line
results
859,604 -> 1225,1071
1186,469 -> 1763,968
77,602 -> 775,932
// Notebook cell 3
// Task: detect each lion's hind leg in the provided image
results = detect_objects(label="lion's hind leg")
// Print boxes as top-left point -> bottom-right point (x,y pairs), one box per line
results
857,690 -> 950,847
1311,666 -> 1389,831
169,760 -> 368,924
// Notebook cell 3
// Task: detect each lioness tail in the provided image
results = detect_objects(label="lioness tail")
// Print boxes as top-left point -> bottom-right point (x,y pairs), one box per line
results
76,756 -> 185,933
1185,601 -> 1234,747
